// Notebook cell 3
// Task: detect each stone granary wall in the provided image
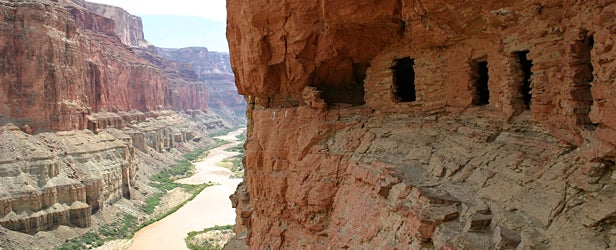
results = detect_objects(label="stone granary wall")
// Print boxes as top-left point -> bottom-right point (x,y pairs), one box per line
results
227,0 -> 616,249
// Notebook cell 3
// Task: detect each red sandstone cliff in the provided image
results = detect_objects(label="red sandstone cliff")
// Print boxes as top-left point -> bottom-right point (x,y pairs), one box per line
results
69,0 -> 150,48
0,0 -> 168,132
228,0 -> 616,249
0,0 -> 221,132
75,2 -> 243,124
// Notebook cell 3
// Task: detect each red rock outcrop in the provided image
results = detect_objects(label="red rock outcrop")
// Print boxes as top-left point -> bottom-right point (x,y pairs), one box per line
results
0,0 -> 169,132
228,0 -> 616,249
0,0 -> 221,133
68,0 -> 150,48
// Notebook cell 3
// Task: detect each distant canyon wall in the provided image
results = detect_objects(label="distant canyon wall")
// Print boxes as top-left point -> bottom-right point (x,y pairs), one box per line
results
155,47 -> 247,125
228,0 -> 616,249
0,0 -> 240,132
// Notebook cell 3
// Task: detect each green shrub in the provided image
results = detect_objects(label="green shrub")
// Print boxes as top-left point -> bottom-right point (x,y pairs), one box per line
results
142,192 -> 165,214
185,225 -> 234,250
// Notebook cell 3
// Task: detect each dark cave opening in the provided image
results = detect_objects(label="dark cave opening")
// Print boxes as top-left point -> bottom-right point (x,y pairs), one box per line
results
320,63 -> 367,107
392,57 -> 416,102
516,51 -> 533,110
472,61 -> 489,106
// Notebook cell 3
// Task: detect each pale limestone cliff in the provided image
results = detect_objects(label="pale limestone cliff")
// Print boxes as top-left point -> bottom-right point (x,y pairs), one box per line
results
0,110 -> 227,234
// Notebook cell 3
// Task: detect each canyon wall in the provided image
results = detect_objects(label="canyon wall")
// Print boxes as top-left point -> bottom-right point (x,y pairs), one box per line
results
79,1 -> 246,126
0,0 -> 167,131
0,110 -> 224,234
228,0 -> 616,249
0,0 -> 223,132
70,0 -> 150,48
156,47 -> 247,125
0,0 -> 233,236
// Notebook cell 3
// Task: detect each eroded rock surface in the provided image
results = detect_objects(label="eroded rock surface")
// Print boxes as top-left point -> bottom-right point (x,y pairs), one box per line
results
0,111 -> 225,235
228,0 -> 616,249
0,0 -> 169,131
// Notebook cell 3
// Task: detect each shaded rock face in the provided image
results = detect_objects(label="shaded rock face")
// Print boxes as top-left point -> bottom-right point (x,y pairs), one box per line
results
69,0 -> 150,48
228,0 -> 616,249
134,47 -> 210,113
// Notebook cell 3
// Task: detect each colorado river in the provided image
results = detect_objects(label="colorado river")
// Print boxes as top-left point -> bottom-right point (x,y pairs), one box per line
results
128,128 -> 246,250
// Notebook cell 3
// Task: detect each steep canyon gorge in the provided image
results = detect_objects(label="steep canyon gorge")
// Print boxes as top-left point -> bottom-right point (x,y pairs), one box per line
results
0,0 -> 243,248
227,0 -> 616,249
3,0 -> 616,249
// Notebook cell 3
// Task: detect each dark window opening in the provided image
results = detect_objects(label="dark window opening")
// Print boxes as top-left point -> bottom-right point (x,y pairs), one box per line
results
472,61 -> 490,106
516,51 -> 533,109
392,57 -> 416,102
574,32 -> 596,128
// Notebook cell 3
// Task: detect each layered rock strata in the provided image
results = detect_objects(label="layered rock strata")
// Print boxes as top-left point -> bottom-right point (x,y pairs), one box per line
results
0,123 -> 129,233
73,1 -> 245,126
0,0 -> 165,131
70,0 -> 150,48
228,0 -> 616,248
0,0 -> 217,132
0,111 -> 224,234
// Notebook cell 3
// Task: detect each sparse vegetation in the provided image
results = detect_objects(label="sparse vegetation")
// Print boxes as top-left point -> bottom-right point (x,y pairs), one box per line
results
185,225 -> 234,250
218,155 -> 244,178
235,130 -> 247,141
54,215 -> 137,250
136,182 -> 215,231
225,143 -> 244,153
55,144 -> 221,250
144,140 -> 227,214
217,130 -> 246,178
208,126 -> 244,137
142,192 -> 165,214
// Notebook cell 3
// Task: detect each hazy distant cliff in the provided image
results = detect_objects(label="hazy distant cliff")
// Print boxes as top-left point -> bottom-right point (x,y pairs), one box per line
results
155,47 -> 246,125
69,0 -> 150,47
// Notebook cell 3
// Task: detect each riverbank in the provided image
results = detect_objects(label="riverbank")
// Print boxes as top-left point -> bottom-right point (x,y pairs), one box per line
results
82,128 -> 245,250
127,128 -> 245,250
